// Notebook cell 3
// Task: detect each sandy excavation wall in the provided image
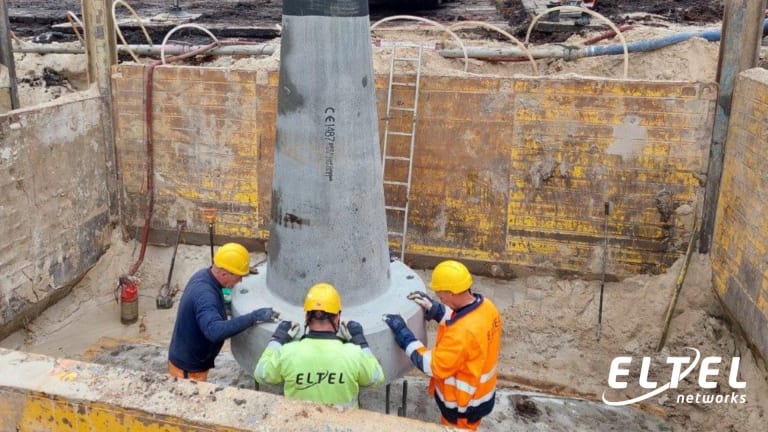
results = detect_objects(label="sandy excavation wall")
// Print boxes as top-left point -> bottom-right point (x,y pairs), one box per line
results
113,63 -> 714,277
712,68 -> 768,362
0,90 -> 111,338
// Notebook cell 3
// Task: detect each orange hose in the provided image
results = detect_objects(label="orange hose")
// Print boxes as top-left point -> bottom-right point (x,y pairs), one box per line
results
583,24 -> 633,45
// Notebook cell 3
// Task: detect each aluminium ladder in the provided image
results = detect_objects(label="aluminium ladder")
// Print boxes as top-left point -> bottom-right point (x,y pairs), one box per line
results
381,42 -> 423,261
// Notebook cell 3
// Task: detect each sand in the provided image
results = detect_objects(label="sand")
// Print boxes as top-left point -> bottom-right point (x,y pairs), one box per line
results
6,21 -> 764,106
1,229 -> 766,431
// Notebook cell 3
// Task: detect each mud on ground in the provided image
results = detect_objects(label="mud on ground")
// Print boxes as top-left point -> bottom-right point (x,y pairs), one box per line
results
7,0 -> 505,42
498,0 -> 724,42
9,0 -> 727,43
496,0 -> 724,27
588,0 -> 723,24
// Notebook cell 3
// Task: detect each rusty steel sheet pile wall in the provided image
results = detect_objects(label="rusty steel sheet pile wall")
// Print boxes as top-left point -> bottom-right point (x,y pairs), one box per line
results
113,64 -> 715,276
0,93 -> 110,338
711,68 -> 768,362
113,65 -> 276,241
504,79 -> 714,275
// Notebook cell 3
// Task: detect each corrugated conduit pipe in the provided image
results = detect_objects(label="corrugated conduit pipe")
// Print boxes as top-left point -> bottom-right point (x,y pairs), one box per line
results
444,21 -> 538,76
526,5 -> 629,78
582,18 -> 768,58
439,19 -> 768,66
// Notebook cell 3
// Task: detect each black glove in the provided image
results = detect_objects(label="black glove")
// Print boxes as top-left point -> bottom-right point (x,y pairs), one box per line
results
382,314 -> 416,350
407,291 -> 445,322
383,314 -> 406,332
251,307 -> 279,324
340,320 -> 369,348
271,320 -> 299,345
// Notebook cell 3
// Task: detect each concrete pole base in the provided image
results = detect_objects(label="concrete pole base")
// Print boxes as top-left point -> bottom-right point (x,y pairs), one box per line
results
231,260 -> 428,383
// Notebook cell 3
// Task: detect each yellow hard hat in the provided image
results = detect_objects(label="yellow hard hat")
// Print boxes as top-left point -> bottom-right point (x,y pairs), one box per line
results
303,283 -> 342,314
429,260 -> 473,294
213,243 -> 250,276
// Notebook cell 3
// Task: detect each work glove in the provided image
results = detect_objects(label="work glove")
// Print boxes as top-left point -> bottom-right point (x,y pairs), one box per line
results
407,291 -> 445,322
389,248 -> 398,262
339,320 -> 369,348
382,314 -> 417,351
271,320 -> 300,345
250,307 -> 280,324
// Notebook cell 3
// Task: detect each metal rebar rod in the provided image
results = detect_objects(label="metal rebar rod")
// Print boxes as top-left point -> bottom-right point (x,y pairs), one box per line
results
657,217 -> 701,351
385,383 -> 390,414
596,202 -> 609,341
400,379 -> 408,417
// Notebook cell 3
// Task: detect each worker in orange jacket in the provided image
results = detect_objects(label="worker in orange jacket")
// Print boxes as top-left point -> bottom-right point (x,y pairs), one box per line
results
383,260 -> 502,430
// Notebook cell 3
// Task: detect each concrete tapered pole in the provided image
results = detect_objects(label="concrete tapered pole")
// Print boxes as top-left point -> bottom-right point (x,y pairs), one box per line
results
231,0 -> 426,383
266,0 -> 390,306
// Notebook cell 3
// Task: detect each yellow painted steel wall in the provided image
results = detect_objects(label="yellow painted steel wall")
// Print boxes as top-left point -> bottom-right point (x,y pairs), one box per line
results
711,68 -> 768,362
0,348 -> 443,432
113,64 -> 715,276
0,391 -> 244,431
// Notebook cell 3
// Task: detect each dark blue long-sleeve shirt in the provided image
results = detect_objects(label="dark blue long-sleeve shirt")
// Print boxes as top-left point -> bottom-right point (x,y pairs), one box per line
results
168,268 -> 257,372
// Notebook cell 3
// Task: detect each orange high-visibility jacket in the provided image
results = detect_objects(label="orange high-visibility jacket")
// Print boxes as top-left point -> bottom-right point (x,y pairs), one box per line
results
404,294 -> 502,423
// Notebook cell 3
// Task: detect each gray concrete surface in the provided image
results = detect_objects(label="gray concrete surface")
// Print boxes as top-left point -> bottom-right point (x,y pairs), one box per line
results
85,340 -> 674,431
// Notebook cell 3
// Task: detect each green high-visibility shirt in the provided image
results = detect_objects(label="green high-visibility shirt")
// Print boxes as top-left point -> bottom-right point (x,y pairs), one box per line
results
254,331 -> 385,407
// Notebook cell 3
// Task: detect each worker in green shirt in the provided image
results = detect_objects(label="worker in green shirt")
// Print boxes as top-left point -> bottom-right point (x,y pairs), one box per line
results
254,283 -> 385,407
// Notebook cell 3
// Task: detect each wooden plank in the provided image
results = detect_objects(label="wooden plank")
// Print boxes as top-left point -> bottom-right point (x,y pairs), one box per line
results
7,7 -> 67,23
52,20 -> 281,39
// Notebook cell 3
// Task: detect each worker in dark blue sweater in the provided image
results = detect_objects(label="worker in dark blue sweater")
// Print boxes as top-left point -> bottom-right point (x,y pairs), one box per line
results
168,243 -> 279,381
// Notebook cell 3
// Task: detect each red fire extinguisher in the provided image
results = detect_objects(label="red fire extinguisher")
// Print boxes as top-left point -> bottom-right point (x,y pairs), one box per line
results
115,275 -> 140,324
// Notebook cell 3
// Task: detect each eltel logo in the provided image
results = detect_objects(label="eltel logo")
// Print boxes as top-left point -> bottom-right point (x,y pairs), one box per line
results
602,347 -> 747,406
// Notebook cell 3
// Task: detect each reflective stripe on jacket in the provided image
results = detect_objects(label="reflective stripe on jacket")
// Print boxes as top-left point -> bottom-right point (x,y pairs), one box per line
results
254,331 -> 385,407
405,294 -> 502,423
